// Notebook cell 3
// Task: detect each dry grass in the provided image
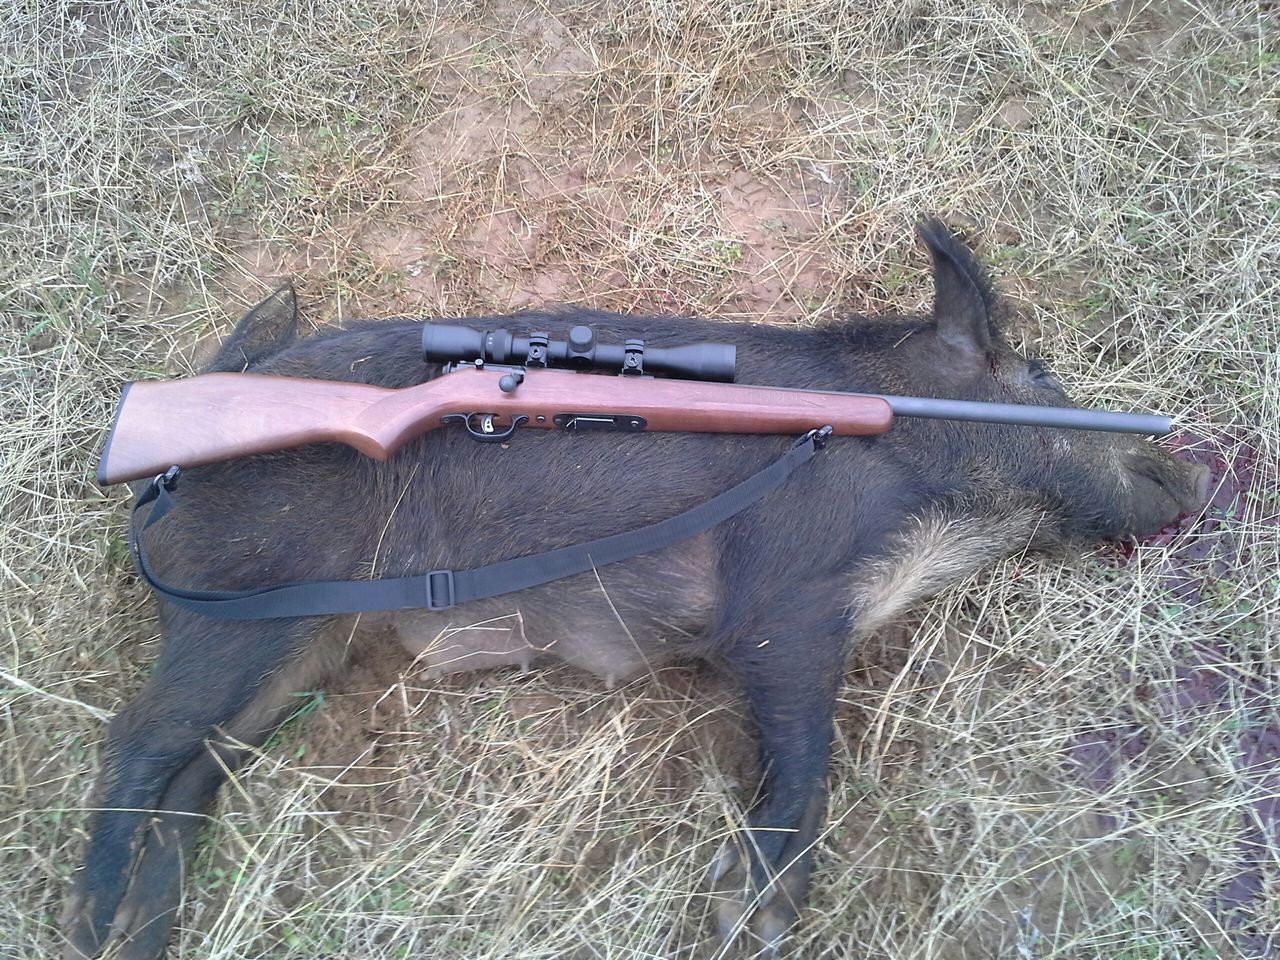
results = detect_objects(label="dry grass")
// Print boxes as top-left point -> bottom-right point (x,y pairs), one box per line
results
3,0 -> 1278,957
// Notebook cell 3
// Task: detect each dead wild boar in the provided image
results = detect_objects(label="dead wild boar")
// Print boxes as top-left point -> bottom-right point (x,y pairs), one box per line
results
62,222 -> 1208,959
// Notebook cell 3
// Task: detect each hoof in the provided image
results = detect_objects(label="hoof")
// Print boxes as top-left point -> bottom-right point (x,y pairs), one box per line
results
708,833 -> 806,958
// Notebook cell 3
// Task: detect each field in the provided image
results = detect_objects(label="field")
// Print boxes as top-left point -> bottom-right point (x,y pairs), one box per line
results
3,1 -> 1278,957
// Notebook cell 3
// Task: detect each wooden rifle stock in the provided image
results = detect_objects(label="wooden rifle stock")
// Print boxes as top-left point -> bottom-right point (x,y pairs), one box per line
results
97,367 -> 895,485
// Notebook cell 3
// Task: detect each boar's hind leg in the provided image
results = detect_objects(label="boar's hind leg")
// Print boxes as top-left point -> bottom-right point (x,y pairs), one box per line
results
711,580 -> 850,956
62,613 -> 345,960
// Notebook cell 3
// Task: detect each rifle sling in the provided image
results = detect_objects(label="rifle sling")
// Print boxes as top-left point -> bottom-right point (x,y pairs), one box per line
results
128,427 -> 833,621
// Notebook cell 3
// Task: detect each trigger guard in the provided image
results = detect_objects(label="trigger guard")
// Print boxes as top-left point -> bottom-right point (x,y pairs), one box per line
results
442,413 -> 528,443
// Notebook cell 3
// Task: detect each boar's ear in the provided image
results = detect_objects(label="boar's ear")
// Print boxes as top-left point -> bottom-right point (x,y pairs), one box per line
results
205,282 -> 300,372
917,220 -> 992,356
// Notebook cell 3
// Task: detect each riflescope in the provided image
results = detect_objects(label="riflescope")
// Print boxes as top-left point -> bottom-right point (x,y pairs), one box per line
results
422,323 -> 736,382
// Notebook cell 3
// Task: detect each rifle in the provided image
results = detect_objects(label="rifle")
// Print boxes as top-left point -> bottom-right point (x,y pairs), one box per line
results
97,322 -> 1173,486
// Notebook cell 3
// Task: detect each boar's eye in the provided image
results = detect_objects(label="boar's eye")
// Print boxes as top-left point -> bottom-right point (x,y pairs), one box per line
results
1027,359 -> 1056,386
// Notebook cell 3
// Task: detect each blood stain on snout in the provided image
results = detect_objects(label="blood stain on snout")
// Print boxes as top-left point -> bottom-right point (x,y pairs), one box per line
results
1106,430 -> 1272,604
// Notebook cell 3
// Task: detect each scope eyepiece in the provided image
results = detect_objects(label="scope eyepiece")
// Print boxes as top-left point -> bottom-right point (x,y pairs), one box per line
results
422,322 -> 736,382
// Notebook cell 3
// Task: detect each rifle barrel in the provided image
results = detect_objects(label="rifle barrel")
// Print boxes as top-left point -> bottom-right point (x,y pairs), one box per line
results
880,395 -> 1171,437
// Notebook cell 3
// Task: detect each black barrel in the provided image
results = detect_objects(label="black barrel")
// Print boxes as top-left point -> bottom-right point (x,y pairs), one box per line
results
882,394 -> 1172,436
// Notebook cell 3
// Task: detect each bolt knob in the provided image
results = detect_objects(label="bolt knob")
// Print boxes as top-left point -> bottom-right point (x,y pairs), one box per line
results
498,372 -> 524,393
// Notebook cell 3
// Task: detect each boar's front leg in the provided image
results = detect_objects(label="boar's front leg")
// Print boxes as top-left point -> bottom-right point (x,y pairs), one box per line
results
62,609 -> 343,960
710,573 -> 853,956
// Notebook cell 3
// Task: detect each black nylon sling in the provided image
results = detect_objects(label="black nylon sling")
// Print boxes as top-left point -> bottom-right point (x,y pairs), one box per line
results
128,427 -> 833,621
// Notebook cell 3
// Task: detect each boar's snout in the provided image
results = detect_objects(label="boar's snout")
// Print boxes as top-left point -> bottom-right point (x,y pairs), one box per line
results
1124,449 -> 1210,536
1186,462 -> 1211,509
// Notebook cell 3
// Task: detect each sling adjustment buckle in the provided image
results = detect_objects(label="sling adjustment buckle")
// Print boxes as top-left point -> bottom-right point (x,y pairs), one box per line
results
425,569 -> 456,611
